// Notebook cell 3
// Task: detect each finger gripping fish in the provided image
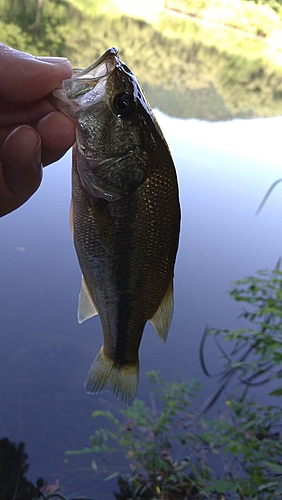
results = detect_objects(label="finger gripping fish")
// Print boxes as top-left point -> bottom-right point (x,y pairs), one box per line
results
52,47 -> 180,404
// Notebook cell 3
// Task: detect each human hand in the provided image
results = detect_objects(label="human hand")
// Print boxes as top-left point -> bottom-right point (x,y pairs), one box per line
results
0,44 -> 76,217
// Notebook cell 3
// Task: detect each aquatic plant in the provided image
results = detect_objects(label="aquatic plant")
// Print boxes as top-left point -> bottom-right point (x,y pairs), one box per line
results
71,261 -> 282,499
75,374 -> 206,499
201,259 -> 282,405
199,260 -> 282,498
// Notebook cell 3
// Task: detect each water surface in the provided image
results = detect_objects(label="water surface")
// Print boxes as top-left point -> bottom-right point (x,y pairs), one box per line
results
1,113 -> 282,495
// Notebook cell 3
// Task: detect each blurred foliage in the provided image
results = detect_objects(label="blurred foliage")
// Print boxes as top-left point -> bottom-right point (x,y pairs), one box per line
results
67,375 -> 207,499
244,0 -> 282,15
66,262 -> 282,499
0,0 -> 282,118
167,0 -> 282,36
202,260 -> 282,399
199,260 -> 282,498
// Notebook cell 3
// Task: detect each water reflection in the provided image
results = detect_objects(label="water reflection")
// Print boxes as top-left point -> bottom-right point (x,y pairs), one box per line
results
1,114 -> 282,495
0,438 -> 43,499
2,1 -> 282,119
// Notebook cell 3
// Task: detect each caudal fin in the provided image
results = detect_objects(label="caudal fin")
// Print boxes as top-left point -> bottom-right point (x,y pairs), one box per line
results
85,347 -> 139,405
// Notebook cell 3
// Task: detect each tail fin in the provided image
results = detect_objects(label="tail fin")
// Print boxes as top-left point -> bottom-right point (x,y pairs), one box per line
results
85,347 -> 139,405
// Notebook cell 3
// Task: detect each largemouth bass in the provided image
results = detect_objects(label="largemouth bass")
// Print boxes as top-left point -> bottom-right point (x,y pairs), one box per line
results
52,47 -> 180,404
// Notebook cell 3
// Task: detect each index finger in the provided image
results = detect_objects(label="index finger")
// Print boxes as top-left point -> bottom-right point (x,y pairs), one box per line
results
0,44 -> 73,103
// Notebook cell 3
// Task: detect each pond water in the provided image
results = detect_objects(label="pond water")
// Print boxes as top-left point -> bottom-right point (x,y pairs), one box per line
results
1,109 -> 282,495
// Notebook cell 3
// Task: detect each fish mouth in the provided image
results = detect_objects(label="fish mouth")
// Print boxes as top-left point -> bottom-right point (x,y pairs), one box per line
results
63,47 -> 119,100
51,47 -> 120,114
74,47 -> 118,79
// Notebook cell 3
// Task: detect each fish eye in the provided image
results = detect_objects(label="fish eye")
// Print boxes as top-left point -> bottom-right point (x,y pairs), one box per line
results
113,92 -> 136,117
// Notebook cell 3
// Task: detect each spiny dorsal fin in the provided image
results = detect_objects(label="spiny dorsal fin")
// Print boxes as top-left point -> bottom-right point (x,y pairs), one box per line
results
78,275 -> 98,324
149,280 -> 174,344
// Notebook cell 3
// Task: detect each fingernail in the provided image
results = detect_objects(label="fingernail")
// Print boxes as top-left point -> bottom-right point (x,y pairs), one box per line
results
36,56 -> 69,64
34,138 -> 42,168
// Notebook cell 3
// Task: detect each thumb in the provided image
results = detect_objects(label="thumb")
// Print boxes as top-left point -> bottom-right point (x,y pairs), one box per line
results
0,125 -> 43,217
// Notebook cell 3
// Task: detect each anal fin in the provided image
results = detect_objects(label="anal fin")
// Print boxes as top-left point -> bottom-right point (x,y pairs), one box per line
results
78,275 -> 98,324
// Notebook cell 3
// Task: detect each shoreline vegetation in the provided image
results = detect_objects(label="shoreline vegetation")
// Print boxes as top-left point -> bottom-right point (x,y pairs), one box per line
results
1,0 -> 282,118
66,263 -> 282,499
113,0 -> 282,43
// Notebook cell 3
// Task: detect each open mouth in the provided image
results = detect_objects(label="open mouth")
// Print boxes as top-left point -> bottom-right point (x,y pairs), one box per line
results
63,47 -> 118,101
73,47 -> 118,79
51,47 -> 119,114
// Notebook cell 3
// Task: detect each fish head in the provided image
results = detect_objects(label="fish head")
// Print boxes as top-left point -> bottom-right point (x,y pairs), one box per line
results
52,48 -> 161,201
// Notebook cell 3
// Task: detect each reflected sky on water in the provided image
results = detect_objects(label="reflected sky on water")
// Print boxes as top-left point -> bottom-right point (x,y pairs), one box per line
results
1,113 -> 282,494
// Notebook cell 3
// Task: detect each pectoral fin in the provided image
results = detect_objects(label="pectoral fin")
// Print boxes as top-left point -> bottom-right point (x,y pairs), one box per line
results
149,280 -> 174,344
78,275 -> 98,324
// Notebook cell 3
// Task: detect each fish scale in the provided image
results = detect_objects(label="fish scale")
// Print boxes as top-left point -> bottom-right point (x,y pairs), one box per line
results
51,47 -> 180,404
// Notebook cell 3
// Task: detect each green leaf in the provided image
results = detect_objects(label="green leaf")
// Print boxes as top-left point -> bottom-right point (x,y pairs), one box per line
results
91,459 -> 98,470
65,446 -> 94,455
275,482 -> 282,494
257,481 -> 279,492
262,461 -> 282,474
92,410 -> 119,426
104,472 -> 120,481
269,387 -> 282,397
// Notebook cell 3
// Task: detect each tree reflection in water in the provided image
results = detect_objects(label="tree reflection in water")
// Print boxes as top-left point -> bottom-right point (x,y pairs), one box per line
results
0,437 -> 44,499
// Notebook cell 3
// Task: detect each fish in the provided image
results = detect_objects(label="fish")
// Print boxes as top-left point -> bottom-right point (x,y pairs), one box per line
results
51,47 -> 180,404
